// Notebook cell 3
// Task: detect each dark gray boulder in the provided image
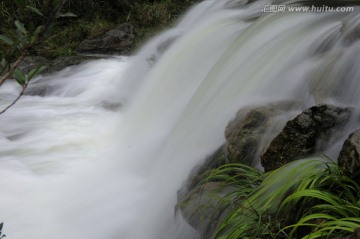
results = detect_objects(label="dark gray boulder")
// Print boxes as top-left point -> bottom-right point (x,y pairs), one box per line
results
225,102 -> 297,167
77,23 -> 135,54
338,129 -> 360,181
261,104 -> 352,172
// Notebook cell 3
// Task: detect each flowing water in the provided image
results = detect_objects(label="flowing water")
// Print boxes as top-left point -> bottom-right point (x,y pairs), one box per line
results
1,0 -> 360,239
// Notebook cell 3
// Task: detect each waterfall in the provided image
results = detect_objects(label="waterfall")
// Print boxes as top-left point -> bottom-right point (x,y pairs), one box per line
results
1,0 -> 360,239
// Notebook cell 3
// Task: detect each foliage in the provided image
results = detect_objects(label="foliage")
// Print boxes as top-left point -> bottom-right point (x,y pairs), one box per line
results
203,155 -> 360,239
0,0 -> 198,57
203,163 -> 264,201
0,0 -> 198,112
0,222 -> 5,238
39,16 -> 115,57
0,0 -> 198,111
70,0 -> 198,45
200,163 -> 264,223
280,161 -> 360,238
0,0 -> 70,113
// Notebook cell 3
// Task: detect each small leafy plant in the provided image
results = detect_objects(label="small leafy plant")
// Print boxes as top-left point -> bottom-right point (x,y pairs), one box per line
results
0,222 -> 6,238
0,0 -> 74,114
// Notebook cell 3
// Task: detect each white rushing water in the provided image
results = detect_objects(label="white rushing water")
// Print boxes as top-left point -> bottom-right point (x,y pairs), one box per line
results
1,0 -> 360,238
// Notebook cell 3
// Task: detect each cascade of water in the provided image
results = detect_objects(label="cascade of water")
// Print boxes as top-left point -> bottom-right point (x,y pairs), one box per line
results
1,0 -> 360,239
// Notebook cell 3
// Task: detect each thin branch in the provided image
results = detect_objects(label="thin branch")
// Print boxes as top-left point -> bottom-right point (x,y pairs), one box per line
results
0,0 -> 68,87
0,81 -> 28,114
0,0 -> 68,114
0,53 -> 26,87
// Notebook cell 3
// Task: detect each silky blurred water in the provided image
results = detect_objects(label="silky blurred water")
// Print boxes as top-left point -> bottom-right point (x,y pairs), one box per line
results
1,0 -> 360,239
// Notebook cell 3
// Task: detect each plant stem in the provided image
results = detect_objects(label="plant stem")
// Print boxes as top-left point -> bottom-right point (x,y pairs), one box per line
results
0,53 -> 26,87
0,81 -> 28,114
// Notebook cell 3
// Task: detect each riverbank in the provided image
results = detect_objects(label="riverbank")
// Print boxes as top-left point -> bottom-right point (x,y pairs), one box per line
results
0,0 -> 198,58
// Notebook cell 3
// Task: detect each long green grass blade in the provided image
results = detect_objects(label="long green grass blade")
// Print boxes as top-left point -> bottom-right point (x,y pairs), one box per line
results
0,34 -> 14,45
15,20 -> 27,35
282,189 -> 343,207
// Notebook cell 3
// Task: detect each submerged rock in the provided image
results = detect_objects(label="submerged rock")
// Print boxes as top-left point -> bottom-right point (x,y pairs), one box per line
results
338,130 -> 360,181
77,23 -> 135,54
19,55 -> 92,77
177,148 -> 230,238
24,55 -> 94,96
177,148 -> 227,204
177,182 -> 237,239
189,149 -> 226,189
261,104 -> 352,172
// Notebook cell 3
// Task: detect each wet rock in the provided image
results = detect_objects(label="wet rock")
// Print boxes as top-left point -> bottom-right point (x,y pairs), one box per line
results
261,104 -> 352,172
19,55 -> 92,77
46,56 -> 89,73
101,101 -> 123,111
24,55 -> 93,96
157,36 -> 177,54
177,182 -> 237,239
338,130 -> 360,181
147,36 -> 178,66
225,102 -> 297,167
177,148 -> 231,238
225,107 -> 266,166
17,56 -> 48,74
177,148 -> 227,203
177,103 -> 297,238
77,23 -> 135,54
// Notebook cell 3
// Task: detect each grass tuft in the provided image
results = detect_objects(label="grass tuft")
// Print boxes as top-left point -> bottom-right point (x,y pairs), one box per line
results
201,155 -> 360,239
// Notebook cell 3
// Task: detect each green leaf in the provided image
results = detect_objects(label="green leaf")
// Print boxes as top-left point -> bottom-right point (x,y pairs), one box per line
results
34,26 -> 44,36
26,6 -> 44,17
29,26 -> 45,44
0,34 -> 14,45
15,20 -> 27,36
13,69 -> 26,85
282,189 -> 343,207
0,222 -> 4,238
56,12 -> 77,18
28,65 -> 47,80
